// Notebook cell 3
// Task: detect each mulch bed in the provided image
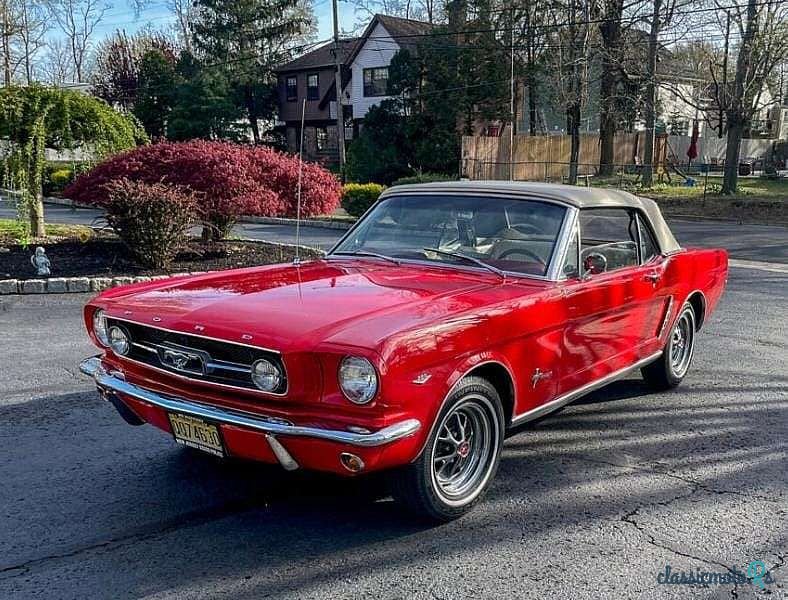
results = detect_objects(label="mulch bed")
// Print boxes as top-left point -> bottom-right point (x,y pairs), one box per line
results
0,236 -> 321,280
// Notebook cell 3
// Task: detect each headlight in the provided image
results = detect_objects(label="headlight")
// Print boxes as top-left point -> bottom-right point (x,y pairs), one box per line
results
93,309 -> 110,346
108,326 -> 130,356
338,356 -> 378,405
251,358 -> 282,392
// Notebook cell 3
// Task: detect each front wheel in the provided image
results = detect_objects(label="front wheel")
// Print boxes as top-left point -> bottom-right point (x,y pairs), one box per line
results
390,376 -> 504,521
642,301 -> 696,390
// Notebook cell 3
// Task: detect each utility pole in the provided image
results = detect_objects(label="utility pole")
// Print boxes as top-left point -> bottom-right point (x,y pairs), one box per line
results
331,0 -> 346,172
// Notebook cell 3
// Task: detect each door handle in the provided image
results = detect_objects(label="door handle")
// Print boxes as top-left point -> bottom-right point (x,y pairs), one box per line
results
644,272 -> 661,284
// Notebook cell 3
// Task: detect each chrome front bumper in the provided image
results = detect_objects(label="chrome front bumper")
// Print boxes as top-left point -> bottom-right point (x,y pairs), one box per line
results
79,356 -> 421,449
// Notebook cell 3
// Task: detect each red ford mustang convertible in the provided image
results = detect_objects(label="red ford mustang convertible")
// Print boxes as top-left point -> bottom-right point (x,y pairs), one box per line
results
80,182 -> 727,520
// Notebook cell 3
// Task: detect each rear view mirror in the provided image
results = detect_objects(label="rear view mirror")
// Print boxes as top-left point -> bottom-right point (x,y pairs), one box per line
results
583,252 -> 607,277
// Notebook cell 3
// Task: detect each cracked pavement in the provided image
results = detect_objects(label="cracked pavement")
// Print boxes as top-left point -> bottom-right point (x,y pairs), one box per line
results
0,265 -> 785,599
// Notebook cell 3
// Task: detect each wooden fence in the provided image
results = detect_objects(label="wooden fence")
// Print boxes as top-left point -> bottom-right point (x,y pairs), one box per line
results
461,133 -> 643,181
461,132 -> 777,181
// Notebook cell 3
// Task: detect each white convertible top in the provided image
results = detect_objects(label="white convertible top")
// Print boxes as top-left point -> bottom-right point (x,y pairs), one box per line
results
382,181 -> 682,254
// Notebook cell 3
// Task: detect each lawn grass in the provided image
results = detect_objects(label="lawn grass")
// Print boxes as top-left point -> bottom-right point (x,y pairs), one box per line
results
0,218 -> 94,245
589,174 -> 788,201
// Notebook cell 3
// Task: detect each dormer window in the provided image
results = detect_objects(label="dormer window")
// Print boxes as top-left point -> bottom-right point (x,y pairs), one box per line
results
285,76 -> 297,102
307,73 -> 319,101
363,67 -> 389,97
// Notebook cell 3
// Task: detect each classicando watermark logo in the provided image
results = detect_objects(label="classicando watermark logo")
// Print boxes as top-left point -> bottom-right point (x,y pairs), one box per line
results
657,560 -> 776,589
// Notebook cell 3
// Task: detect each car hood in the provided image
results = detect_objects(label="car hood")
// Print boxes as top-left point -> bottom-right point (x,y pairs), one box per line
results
99,259 -> 543,353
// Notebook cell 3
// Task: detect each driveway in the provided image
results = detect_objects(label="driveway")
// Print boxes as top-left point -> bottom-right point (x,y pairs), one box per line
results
0,265 -> 785,599
1,199 -> 787,261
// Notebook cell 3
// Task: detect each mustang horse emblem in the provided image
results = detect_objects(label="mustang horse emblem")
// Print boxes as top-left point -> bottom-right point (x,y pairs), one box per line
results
158,347 -> 205,375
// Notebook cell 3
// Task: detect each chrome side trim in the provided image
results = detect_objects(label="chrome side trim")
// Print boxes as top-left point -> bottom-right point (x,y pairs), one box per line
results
510,350 -> 663,425
79,357 -> 421,448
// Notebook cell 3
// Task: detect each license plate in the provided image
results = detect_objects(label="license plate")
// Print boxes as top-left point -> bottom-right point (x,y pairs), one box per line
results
168,413 -> 225,457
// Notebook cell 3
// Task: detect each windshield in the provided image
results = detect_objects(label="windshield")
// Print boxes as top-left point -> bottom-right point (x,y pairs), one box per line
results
331,194 -> 568,277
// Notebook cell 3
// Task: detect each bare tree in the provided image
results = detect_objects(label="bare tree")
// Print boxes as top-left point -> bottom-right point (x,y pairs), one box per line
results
39,37 -> 75,84
46,0 -> 109,82
167,0 -> 196,52
640,0 -> 683,187
592,0 -> 651,175
0,0 -> 22,85
548,0 -> 591,184
715,0 -> 788,193
16,0 -> 50,83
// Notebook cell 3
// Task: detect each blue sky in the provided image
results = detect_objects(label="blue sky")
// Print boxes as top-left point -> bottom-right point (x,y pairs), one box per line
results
94,0 -> 362,44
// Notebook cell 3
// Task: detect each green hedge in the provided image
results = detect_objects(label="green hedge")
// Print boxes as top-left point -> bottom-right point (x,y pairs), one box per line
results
341,183 -> 385,217
391,172 -> 455,186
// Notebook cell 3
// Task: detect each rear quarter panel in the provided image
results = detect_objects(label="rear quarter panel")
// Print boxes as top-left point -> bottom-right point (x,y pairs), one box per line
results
664,248 -> 728,324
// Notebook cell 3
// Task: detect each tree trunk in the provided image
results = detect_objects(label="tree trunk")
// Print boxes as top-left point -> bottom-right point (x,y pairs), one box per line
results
30,191 -> 45,238
568,103 -> 580,184
721,118 -> 743,194
598,1 -> 624,177
641,0 -> 662,188
527,72 -> 539,136
721,0 -> 758,195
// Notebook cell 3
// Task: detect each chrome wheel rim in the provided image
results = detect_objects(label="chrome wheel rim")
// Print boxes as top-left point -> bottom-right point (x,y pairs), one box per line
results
669,309 -> 694,378
430,396 -> 497,506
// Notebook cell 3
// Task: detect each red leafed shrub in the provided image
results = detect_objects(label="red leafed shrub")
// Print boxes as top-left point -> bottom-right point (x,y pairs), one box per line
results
245,146 -> 342,218
104,179 -> 198,268
64,140 -> 340,238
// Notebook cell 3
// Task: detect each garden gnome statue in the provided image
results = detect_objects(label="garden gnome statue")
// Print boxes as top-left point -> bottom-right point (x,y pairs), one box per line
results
31,247 -> 51,276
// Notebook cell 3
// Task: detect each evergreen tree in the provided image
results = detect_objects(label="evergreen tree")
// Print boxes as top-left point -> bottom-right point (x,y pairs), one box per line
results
134,50 -> 177,139
191,0 -> 314,143
167,52 -> 242,141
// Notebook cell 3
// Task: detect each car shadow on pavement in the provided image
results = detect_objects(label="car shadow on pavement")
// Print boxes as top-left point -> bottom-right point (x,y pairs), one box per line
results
1,382 -> 785,598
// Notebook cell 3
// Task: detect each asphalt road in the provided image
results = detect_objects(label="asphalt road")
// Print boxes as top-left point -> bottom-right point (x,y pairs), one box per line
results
0,265 -> 785,599
1,199 -> 787,261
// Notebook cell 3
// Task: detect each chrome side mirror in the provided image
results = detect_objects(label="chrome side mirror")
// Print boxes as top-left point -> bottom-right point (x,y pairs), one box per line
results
582,252 -> 607,277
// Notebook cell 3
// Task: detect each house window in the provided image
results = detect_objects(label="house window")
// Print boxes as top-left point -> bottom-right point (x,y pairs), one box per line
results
316,127 -> 329,151
307,73 -> 319,101
285,76 -> 297,101
363,67 -> 389,97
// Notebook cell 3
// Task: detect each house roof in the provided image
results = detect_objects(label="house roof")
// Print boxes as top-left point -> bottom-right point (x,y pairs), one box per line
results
275,38 -> 361,73
375,14 -> 433,45
276,14 -> 433,74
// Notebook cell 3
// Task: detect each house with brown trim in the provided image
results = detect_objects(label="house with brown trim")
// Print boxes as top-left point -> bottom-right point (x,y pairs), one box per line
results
274,14 -> 432,165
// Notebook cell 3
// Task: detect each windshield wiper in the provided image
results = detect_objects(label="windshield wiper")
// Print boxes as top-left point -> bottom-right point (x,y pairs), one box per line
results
423,248 -> 507,280
331,250 -> 401,266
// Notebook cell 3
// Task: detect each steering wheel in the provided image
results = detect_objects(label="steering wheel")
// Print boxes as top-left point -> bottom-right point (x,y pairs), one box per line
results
497,247 -> 547,269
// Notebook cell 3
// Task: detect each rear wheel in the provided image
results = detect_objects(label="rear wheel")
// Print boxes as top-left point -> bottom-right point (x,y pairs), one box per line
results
390,376 -> 504,521
642,302 -> 696,390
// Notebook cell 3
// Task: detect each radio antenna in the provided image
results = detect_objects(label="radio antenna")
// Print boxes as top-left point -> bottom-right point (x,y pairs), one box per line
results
294,97 -> 306,266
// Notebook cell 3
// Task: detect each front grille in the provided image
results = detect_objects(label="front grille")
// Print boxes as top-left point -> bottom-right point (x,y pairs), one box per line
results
106,318 -> 287,394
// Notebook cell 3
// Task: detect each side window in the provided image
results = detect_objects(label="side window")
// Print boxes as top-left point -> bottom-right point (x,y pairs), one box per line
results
638,216 -> 660,263
579,208 -> 639,273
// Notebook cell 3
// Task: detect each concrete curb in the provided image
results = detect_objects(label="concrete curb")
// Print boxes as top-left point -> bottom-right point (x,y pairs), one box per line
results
241,215 -> 354,230
0,273 -> 197,295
